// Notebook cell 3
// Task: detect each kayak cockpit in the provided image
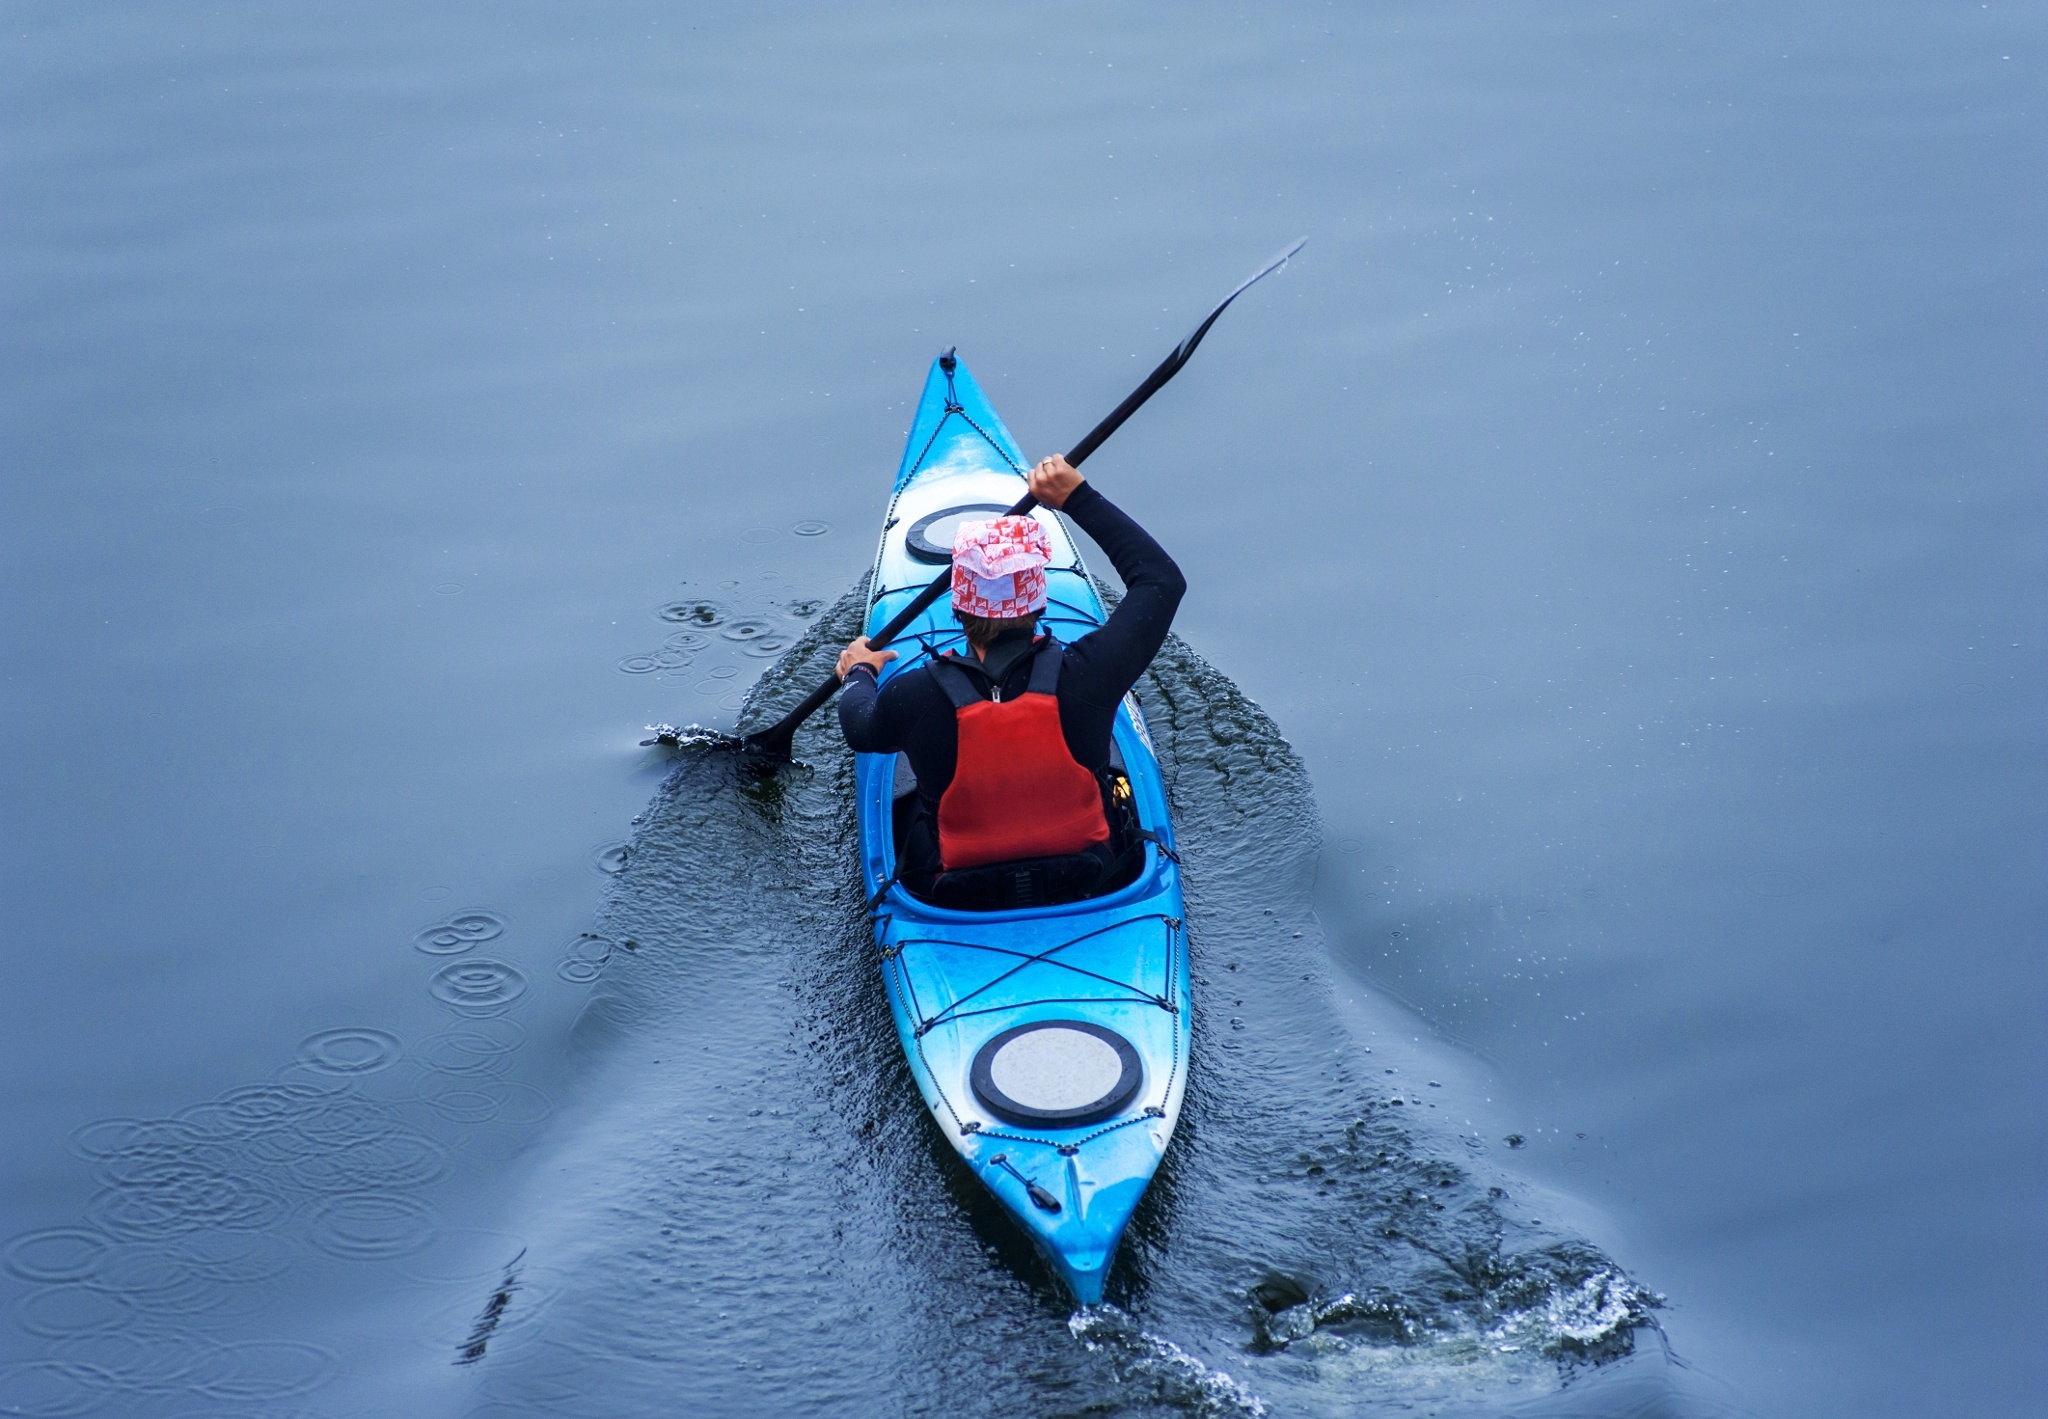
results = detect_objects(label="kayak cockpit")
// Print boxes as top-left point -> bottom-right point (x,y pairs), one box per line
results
885,737 -> 1162,913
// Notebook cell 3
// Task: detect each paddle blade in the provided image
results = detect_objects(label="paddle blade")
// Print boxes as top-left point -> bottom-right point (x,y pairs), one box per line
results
1171,236 -> 1306,369
738,672 -> 843,761
1066,237 -> 1304,467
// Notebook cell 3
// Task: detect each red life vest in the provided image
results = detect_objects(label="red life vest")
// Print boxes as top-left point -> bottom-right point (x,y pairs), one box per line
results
931,640 -> 1111,871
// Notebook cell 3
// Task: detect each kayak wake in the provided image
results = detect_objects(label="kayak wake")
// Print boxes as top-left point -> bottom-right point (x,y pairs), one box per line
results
463,580 -> 1667,1415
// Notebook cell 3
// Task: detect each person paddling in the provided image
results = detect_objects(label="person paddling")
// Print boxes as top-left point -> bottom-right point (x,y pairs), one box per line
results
837,454 -> 1186,906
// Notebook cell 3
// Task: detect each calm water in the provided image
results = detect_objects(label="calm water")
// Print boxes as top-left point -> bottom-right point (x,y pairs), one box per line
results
4,3 -> 2040,1416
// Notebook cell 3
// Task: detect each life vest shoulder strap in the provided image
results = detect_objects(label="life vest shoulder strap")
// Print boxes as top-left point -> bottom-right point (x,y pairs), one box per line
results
929,636 -> 1065,708
1024,638 -> 1064,696
927,656 -> 983,710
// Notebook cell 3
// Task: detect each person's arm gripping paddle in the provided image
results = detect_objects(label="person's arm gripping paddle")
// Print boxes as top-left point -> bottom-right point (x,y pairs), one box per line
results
836,640 -> 897,682
836,640 -> 903,756
1041,464 -> 1187,769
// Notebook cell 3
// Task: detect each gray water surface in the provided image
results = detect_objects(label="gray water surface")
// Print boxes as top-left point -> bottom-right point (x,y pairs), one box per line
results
4,3 -> 2041,1416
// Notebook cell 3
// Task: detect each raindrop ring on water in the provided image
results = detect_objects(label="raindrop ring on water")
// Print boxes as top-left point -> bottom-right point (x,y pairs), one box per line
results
414,1076 -> 554,1127
719,617 -> 776,642
95,1143 -> 236,1190
792,520 -> 830,537
15,1285 -> 131,1338
657,599 -> 728,626
0,1359 -> 113,1417
4,1229 -> 113,1284
429,960 -> 529,1015
294,1093 -> 412,1146
215,1082 -> 327,1130
167,1231 -> 294,1284
590,842 -> 630,875
663,629 -> 708,651
264,1059 -> 360,1096
307,1194 -> 440,1261
89,1249 -> 222,1317
556,934 -> 612,983
88,1168 -> 286,1239
289,1129 -> 447,1193
562,933 -> 612,964
418,1022 -> 524,1074
173,1100 -> 253,1139
419,1085 -> 501,1123
47,1332 -> 210,1395
67,1118 -> 158,1161
297,1027 -> 402,1075
617,654 -> 660,674
414,910 -> 505,955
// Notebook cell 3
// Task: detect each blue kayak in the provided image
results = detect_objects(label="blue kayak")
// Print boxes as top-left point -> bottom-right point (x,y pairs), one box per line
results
854,354 -> 1191,1305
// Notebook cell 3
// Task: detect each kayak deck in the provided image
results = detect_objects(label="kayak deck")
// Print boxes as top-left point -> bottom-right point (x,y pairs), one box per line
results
855,355 -> 1191,1303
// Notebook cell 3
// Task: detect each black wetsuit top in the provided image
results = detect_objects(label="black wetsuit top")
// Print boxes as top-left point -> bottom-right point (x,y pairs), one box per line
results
838,481 -> 1186,815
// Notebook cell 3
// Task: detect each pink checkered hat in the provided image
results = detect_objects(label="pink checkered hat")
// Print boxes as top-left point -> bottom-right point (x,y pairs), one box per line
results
950,515 -> 1051,619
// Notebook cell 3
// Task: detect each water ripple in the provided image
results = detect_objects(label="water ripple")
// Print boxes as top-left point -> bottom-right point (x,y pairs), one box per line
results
414,910 -> 507,955
0,1359 -> 111,1417
429,960 -> 529,1015
4,1229 -> 113,1284
306,1193 -> 440,1260
297,1026 -> 403,1075
657,599 -> 728,627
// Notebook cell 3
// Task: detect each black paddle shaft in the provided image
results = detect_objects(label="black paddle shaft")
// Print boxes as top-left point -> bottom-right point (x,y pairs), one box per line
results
739,238 -> 1304,759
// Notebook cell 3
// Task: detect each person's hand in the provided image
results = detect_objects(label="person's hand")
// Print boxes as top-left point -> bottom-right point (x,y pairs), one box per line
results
1028,454 -> 1084,509
837,638 -> 898,679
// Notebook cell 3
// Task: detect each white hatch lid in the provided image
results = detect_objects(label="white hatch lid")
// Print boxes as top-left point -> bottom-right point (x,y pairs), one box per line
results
970,1020 -> 1142,1127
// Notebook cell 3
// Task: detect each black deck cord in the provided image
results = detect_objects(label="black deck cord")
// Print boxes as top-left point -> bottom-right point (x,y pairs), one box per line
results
896,348 -> 1023,499
1100,828 -> 1180,889
904,914 -> 1181,1036
865,867 -> 901,913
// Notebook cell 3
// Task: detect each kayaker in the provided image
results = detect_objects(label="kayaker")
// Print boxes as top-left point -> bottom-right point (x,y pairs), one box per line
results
836,454 -> 1185,905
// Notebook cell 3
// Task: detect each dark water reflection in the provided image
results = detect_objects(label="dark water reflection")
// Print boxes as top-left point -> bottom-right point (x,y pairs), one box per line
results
5,1 -> 2040,1416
